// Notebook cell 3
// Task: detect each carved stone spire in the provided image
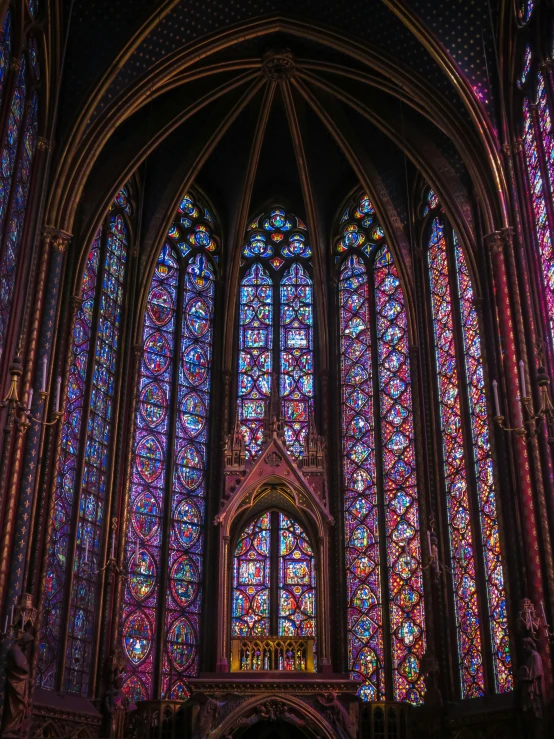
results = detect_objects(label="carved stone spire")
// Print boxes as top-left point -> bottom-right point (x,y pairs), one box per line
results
302,413 -> 324,471
224,415 -> 246,471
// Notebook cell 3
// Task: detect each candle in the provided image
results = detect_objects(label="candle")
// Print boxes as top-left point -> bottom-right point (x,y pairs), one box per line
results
42,356 -> 47,393
3,616 -> 7,633
84,536 -> 89,564
55,376 -> 61,413
492,379 -> 500,417
111,530 -> 115,560
519,360 -> 527,398
541,600 -> 548,625
10,605 -> 14,626
427,529 -> 432,556
27,388 -> 33,412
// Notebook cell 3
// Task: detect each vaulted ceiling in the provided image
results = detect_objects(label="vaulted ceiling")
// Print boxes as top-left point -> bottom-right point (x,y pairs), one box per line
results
52,0 -> 504,281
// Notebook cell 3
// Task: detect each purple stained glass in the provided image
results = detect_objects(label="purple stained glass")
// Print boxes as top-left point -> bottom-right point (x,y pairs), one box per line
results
232,513 -> 271,638
238,263 -> 272,458
65,214 -> 129,695
280,263 -> 314,458
454,236 -> 512,693
122,192 -> 217,701
163,254 -> 214,699
374,246 -> 426,704
428,218 -> 485,698
0,92 -> 38,365
122,245 -> 179,701
339,254 -> 384,700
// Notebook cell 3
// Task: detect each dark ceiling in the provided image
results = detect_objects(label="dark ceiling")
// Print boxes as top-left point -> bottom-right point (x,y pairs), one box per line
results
59,0 -> 496,265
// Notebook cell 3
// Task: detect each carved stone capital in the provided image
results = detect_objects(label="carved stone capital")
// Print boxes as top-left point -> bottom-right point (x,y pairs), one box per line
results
512,138 -> 524,154
71,295 -> 84,312
9,58 -> 22,72
43,227 -> 72,253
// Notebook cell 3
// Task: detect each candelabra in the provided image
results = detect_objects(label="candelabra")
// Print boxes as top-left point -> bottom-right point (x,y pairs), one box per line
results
1,592 -> 37,639
0,354 -> 62,431
493,361 -> 554,441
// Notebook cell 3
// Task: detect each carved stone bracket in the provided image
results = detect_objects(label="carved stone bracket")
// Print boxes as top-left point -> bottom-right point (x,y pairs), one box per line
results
262,49 -> 296,81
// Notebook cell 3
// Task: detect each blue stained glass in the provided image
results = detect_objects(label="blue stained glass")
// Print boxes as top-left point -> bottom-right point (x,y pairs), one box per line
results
39,194 -> 130,694
280,263 -> 314,457
0,10 -> 12,107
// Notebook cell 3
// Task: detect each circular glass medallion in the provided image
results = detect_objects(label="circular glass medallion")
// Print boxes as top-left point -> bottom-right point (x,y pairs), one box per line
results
183,345 -> 208,386
174,499 -> 201,548
185,298 -> 210,337
176,445 -> 203,491
168,617 -> 196,671
170,555 -> 199,607
132,491 -> 160,540
123,611 -> 152,665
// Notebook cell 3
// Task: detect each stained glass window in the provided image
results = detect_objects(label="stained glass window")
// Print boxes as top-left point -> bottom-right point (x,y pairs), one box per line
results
523,89 -> 554,349
518,0 -> 534,23
424,196 -> 511,696
238,207 -> 313,459
0,30 -> 42,365
280,264 -> 314,457
0,11 -> 12,108
38,191 -> 132,692
337,192 -> 425,704
232,513 -> 271,637
231,511 -> 316,646
0,92 -> 38,363
238,264 -> 273,458
122,193 -> 218,702
278,514 -> 316,638
428,218 -> 485,698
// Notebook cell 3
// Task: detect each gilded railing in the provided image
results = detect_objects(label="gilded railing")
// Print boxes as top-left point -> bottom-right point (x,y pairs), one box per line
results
231,637 -> 315,672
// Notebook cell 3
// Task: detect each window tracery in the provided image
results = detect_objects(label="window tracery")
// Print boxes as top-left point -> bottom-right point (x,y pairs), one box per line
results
121,191 -> 218,702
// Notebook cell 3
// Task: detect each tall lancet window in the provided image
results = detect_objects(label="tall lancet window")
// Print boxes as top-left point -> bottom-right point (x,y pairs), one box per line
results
39,188 -> 133,694
0,20 -> 40,364
238,207 -> 313,458
336,192 -> 426,704
519,47 -> 554,351
121,192 -> 218,702
423,190 -> 512,697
